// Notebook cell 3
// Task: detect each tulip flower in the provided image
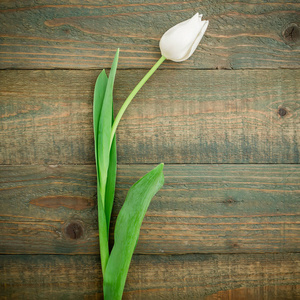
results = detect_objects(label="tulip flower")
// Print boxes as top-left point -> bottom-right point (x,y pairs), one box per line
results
110,13 -> 209,145
160,13 -> 209,62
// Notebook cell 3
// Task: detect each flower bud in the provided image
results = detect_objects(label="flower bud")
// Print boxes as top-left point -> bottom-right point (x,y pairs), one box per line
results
159,13 -> 209,62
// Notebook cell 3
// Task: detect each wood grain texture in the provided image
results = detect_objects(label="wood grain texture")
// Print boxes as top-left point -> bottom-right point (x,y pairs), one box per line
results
1,164 -> 299,255
1,69 -> 299,165
1,253 -> 299,299
1,1 -> 299,299
0,1 -> 299,69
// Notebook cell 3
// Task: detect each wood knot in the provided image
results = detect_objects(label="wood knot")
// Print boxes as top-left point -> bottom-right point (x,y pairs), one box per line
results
65,221 -> 84,239
283,23 -> 300,45
278,107 -> 287,117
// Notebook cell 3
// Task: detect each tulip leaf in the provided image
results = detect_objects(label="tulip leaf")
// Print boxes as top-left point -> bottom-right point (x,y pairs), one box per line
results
93,50 -> 119,274
93,69 -> 108,187
94,72 -> 117,237
103,163 -> 164,300
105,110 -> 117,235
93,69 -> 110,275
98,49 -> 119,205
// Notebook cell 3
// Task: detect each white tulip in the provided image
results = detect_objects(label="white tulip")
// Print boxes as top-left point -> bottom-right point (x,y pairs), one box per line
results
111,14 -> 209,143
159,13 -> 209,62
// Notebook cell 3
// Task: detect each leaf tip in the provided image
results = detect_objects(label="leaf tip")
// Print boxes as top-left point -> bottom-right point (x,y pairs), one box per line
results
156,163 -> 164,172
99,69 -> 107,77
114,48 -> 120,58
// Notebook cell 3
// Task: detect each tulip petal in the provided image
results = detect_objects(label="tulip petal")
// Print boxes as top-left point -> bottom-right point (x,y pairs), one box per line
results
160,13 -> 205,62
159,13 -> 209,62
179,20 -> 209,62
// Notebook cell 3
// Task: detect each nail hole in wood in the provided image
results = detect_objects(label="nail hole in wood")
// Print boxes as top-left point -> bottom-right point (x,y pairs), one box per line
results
232,243 -> 239,248
223,198 -> 236,205
278,107 -> 287,117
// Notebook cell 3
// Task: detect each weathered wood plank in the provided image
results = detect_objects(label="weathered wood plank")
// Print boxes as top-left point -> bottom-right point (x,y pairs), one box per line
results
0,1 -> 299,69
1,253 -> 299,299
0,69 -> 299,165
0,164 -> 299,255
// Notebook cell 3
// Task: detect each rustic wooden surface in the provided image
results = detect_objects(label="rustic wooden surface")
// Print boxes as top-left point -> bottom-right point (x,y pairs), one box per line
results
1,164 -> 299,255
0,0 -> 300,299
1,254 -> 299,299
1,69 -> 299,165
0,1 -> 299,69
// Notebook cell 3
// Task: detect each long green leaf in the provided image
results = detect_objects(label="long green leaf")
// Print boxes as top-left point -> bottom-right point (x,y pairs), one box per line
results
93,50 -> 119,276
103,163 -> 164,300
93,69 -> 110,275
93,69 -> 108,185
105,114 -> 117,235
98,49 -> 119,206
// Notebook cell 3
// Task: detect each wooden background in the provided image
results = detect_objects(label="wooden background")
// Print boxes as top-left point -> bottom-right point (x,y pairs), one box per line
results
0,1 -> 299,299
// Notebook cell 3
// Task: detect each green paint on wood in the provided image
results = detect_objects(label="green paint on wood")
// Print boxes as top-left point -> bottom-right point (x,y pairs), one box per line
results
0,164 -> 299,255
0,254 -> 299,299
0,69 -> 299,164
0,1 -> 299,69
0,2 -> 299,298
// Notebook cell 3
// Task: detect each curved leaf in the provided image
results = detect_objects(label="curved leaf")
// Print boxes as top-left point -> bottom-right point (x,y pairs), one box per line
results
104,163 -> 164,300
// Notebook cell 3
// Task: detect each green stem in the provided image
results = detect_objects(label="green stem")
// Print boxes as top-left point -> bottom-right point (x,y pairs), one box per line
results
97,182 -> 109,276
109,55 -> 166,148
